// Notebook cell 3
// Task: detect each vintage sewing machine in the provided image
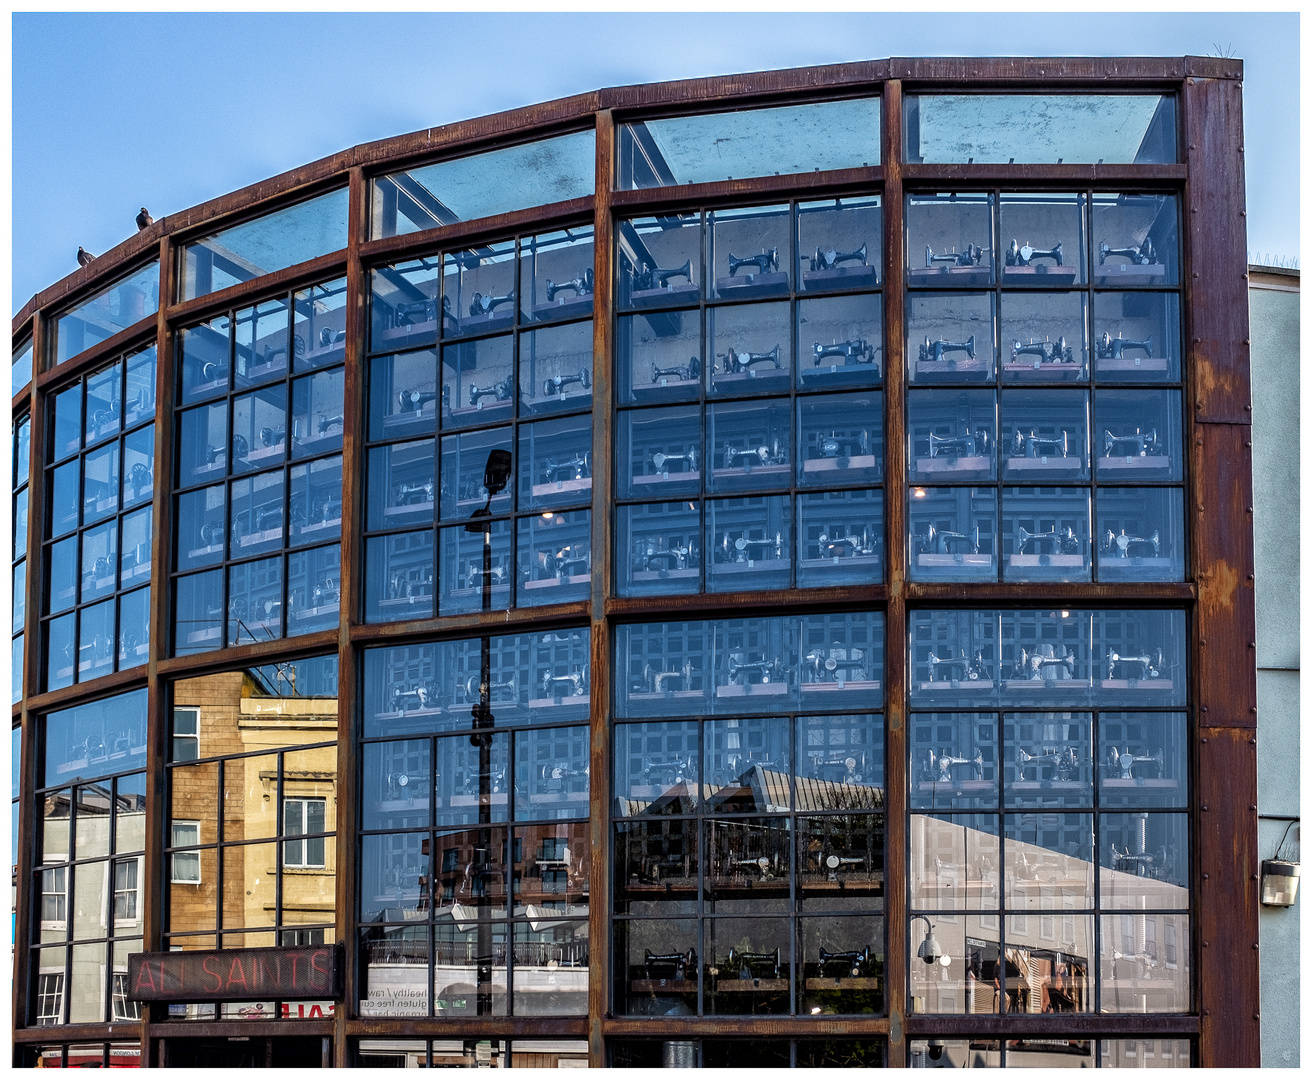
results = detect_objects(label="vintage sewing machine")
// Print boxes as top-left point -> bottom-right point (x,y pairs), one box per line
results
817,429 -> 871,460
720,532 -> 784,563
815,528 -> 879,560
929,428 -> 990,459
1107,746 -> 1165,780
651,357 -> 701,383
395,298 -> 439,326
310,579 -> 340,607
727,654 -> 786,686
319,328 -> 346,347
539,762 -> 588,792
818,947 -> 871,977
390,683 -> 440,713
717,344 -> 783,375
541,452 -> 592,482
1010,645 -> 1077,681
1098,238 -> 1157,266
1105,648 -> 1165,681
397,387 -> 441,413
1016,526 -> 1080,555
810,243 -> 868,271
914,525 -> 981,556
1010,430 -> 1070,459
1101,529 -> 1161,559
318,413 -> 344,434
802,645 -> 869,683
1016,745 -> 1081,781
1102,428 -> 1161,458
925,748 -> 986,783
545,270 -> 594,302
259,426 -> 285,447
1096,332 -> 1153,360
918,335 -> 976,364
926,244 -> 984,267
468,291 -> 516,317
1011,338 -> 1075,365
462,673 -> 517,703
389,571 -> 433,599
633,541 -> 696,573
649,448 -> 698,475
728,249 -> 779,277
722,439 -> 787,470
540,668 -> 589,699
201,361 -> 228,383
128,462 -> 152,492
394,480 -> 435,506
812,338 -> 875,366
644,948 -> 697,980
535,546 -> 591,580
639,660 -> 694,695
468,377 -> 513,407
543,369 -> 591,396
1006,239 -> 1063,266
633,259 -> 692,291
725,948 -> 781,980
641,756 -> 697,786
463,563 -> 507,589
927,650 -> 989,682
198,521 -> 227,547
731,854 -> 782,881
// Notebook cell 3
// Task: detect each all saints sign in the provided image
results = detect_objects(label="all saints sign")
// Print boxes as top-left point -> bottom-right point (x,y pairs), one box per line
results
128,945 -> 342,1002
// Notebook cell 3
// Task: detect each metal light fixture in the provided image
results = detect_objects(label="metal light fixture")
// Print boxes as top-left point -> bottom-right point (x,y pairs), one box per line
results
1260,822 -> 1300,907
912,915 -> 951,966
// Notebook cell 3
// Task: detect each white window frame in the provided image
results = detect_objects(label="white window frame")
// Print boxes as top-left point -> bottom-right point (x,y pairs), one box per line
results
170,820 -> 201,883
39,863 -> 68,930
172,706 -> 200,762
112,856 -> 142,926
111,970 -> 141,1021
283,797 -> 327,869
36,970 -> 64,1025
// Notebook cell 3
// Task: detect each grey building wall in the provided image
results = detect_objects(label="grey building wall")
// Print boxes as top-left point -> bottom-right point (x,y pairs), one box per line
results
1248,267 -> 1300,1067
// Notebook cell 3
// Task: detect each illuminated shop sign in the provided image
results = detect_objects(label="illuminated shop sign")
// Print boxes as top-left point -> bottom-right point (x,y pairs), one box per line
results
128,945 -> 341,1003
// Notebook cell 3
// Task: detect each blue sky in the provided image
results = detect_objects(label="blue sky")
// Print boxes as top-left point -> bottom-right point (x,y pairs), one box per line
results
11,10 -> 1300,314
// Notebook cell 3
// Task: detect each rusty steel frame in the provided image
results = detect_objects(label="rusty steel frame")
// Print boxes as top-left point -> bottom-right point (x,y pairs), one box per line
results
10,57 -> 1255,1069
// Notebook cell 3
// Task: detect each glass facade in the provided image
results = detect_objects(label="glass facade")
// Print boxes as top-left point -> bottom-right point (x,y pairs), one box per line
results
13,62 -> 1256,1069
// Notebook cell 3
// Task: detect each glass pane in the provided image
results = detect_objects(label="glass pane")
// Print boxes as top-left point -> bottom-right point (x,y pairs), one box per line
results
368,440 -> 435,532
371,259 -> 444,354
512,920 -> 589,1015
908,292 -> 996,384
519,320 -> 593,416
12,635 -> 22,703
12,338 -> 33,397
910,712 -> 998,811
52,383 -> 83,463
1101,1039 -> 1192,1068
13,561 -> 25,631
615,309 -> 702,407
619,98 -> 880,188
287,544 -> 340,635
1099,813 -> 1189,909
439,518 -> 512,616
227,556 -> 283,646
614,918 -> 698,1015
797,713 -> 884,808
122,426 -> 154,509
234,295 -> 290,389
520,228 -> 595,324
48,535 -> 78,615
1000,610 -> 1092,709
442,335 -> 514,429
80,521 -> 117,603
291,367 -> 345,459
46,613 -> 76,691
799,195 -> 881,292
617,501 -> 701,598
908,487 -> 998,582
907,94 -> 1176,164
711,616 -> 801,715
1003,912 -> 1093,1014
81,440 -> 120,525
175,486 -> 226,571
617,404 -> 700,501
618,213 -> 702,311
615,622 -> 711,720
707,301 -> 792,397
167,846 -> 218,931
1002,292 -> 1089,383
909,389 -> 996,483
229,470 -> 285,557
911,814 -> 1000,911
907,193 -> 994,286
125,345 -> 157,427
50,463 -> 79,538
998,193 -> 1087,286
1000,388 -> 1089,481
515,820 -> 590,910
798,292 -> 883,389
115,774 -> 147,852
800,610 -> 884,704
68,940 -> 109,1022
365,530 -> 434,622
181,189 -> 350,301
368,348 -> 439,441
1093,291 -> 1181,383
1098,712 -> 1188,808
118,586 -> 149,668
1002,486 -> 1091,583
704,916 -> 789,1014
231,387 -> 287,474
1092,193 -> 1180,286
1099,912 -> 1189,1012
613,720 -> 699,815
798,916 -> 885,1014
54,262 -> 160,364
42,688 -> 148,785
797,817 -> 885,909
85,361 -> 122,445
289,455 -> 343,546
359,926 -> 430,1016
614,818 -> 697,918
708,204 -> 791,300
178,315 -> 231,406
707,399 -> 791,494
909,1041 -> 1001,1068
707,495 -> 791,593
443,240 -> 518,339
909,610 -> 999,708
515,726 -> 589,821
1094,609 -> 1186,707
374,130 -> 595,238
518,415 -> 592,512
362,740 -> 431,833
1004,813 -> 1094,908
704,718 -> 789,810
176,401 -> 228,487
173,569 -> 223,655
15,415 -> 32,487
798,489 -> 884,588
517,510 -> 591,607
440,426 -> 513,522
293,276 -> 349,372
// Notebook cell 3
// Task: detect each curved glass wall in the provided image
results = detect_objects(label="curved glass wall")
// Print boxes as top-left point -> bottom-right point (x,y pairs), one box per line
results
13,414 -> 30,703
52,262 -> 160,367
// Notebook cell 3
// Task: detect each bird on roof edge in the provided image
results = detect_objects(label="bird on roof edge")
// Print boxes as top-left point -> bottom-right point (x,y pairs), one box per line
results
77,247 -> 96,268
136,207 -> 153,231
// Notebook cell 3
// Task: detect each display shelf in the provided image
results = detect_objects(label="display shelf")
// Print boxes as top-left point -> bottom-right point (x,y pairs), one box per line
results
447,793 -> 510,809
186,626 -> 222,646
382,406 -> 439,436
711,979 -> 788,992
629,282 -> 700,312
1093,356 -> 1171,376
907,266 -> 991,286
631,470 -> 701,488
631,376 -> 699,402
89,420 -> 121,444
1097,558 -> 1176,575
1002,679 -> 1087,696
527,696 -> 589,712
1003,457 -> 1083,477
237,358 -> 288,385
1098,456 -> 1171,473
187,542 -> 225,561
1097,679 -> 1174,692
799,555 -> 882,575
448,400 -> 513,425
713,557 -> 789,576
531,296 -> 593,322
715,682 -> 791,699
522,573 -> 590,591
916,679 -> 995,693
122,561 -> 153,586
523,387 -> 592,412
1093,264 -> 1166,286
1009,780 -> 1087,795
378,595 -> 435,614
804,976 -> 882,990
802,455 -> 879,477
300,340 -> 348,369
458,311 -> 515,335
234,526 -> 285,550
802,264 -> 878,292
914,359 -> 992,379
710,369 -> 790,393
189,460 -> 226,481
629,979 -> 697,993
630,568 -> 700,585
297,431 -> 341,456
626,689 -> 707,708
715,272 -> 789,299
371,706 -> 446,724
447,584 -> 512,607
1002,360 -> 1085,382
916,553 -> 993,570
800,679 -> 882,695
914,778 -> 995,797
1101,778 -> 1181,792
1001,265 -> 1078,285
244,443 -> 286,466
384,501 -> 435,520
799,364 -> 882,388
710,463 -> 790,484
1007,554 -> 1085,570
914,454 -> 991,478
292,601 -> 340,623
453,493 -> 512,514
189,377 -> 228,398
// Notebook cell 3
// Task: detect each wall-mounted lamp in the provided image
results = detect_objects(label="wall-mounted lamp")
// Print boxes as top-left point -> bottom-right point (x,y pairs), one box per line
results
912,915 -> 951,967
1260,821 -> 1300,907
